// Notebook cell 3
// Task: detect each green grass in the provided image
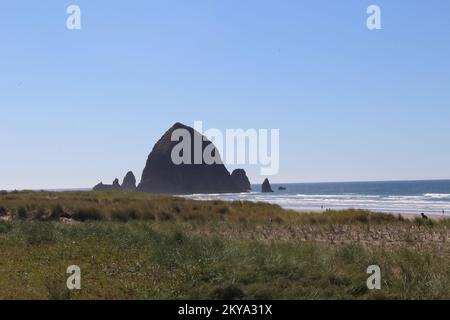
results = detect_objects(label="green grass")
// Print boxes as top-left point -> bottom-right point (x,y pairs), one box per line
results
0,220 -> 448,300
1,190 -> 448,226
0,191 -> 449,300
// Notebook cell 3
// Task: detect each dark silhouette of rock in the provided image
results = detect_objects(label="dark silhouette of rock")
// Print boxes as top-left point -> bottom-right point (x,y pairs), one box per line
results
112,178 -> 120,189
231,169 -> 251,192
261,178 -> 274,193
121,171 -> 137,191
137,122 -> 242,195
93,182 -> 108,191
278,186 -> 286,191
93,178 -> 121,192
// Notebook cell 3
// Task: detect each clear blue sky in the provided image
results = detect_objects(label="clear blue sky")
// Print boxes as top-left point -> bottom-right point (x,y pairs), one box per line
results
1,0 -> 450,189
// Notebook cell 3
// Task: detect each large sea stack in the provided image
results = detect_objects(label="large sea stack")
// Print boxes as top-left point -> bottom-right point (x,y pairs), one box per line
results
137,122 -> 245,195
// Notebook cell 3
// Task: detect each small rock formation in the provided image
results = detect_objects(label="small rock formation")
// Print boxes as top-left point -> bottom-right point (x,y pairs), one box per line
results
231,169 -> 251,192
121,171 -> 137,191
93,182 -> 107,191
112,178 -> 121,190
278,186 -> 287,191
93,178 -> 121,192
261,178 -> 274,193
137,122 -> 244,194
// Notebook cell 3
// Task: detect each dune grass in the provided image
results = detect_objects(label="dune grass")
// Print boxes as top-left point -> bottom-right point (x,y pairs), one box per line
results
0,220 -> 449,300
1,190 -> 448,226
0,191 -> 449,300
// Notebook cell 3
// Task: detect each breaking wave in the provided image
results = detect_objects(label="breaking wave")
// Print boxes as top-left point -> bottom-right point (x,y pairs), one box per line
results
186,188 -> 450,216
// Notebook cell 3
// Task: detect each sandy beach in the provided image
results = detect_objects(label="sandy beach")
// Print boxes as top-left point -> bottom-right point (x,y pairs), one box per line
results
294,209 -> 450,221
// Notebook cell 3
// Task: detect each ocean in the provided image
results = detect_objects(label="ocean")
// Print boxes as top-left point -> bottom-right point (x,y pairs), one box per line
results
185,180 -> 450,216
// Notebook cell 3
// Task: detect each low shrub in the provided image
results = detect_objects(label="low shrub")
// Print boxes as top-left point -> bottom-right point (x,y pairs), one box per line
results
210,285 -> 245,300
45,278 -> 72,300
180,211 -> 206,221
0,220 -> 12,233
217,206 -> 232,215
111,209 -> 141,222
33,207 -> 49,221
141,211 -> 156,221
158,211 -> 174,221
17,207 -> 28,220
414,217 -> 434,227
72,208 -> 105,221
50,205 -> 65,220
22,222 -> 58,245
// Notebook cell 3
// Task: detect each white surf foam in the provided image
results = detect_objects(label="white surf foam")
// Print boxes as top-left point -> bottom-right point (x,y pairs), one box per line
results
184,192 -> 450,216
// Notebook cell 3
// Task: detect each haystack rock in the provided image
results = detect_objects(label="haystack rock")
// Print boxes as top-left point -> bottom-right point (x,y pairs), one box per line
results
261,178 -> 274,193
121,171 -> 137,191
137,122 -> 244,195
231,169 -> 251,192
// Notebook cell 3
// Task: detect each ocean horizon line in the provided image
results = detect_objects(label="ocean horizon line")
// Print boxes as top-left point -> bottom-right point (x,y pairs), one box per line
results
3,178 -> 450,192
